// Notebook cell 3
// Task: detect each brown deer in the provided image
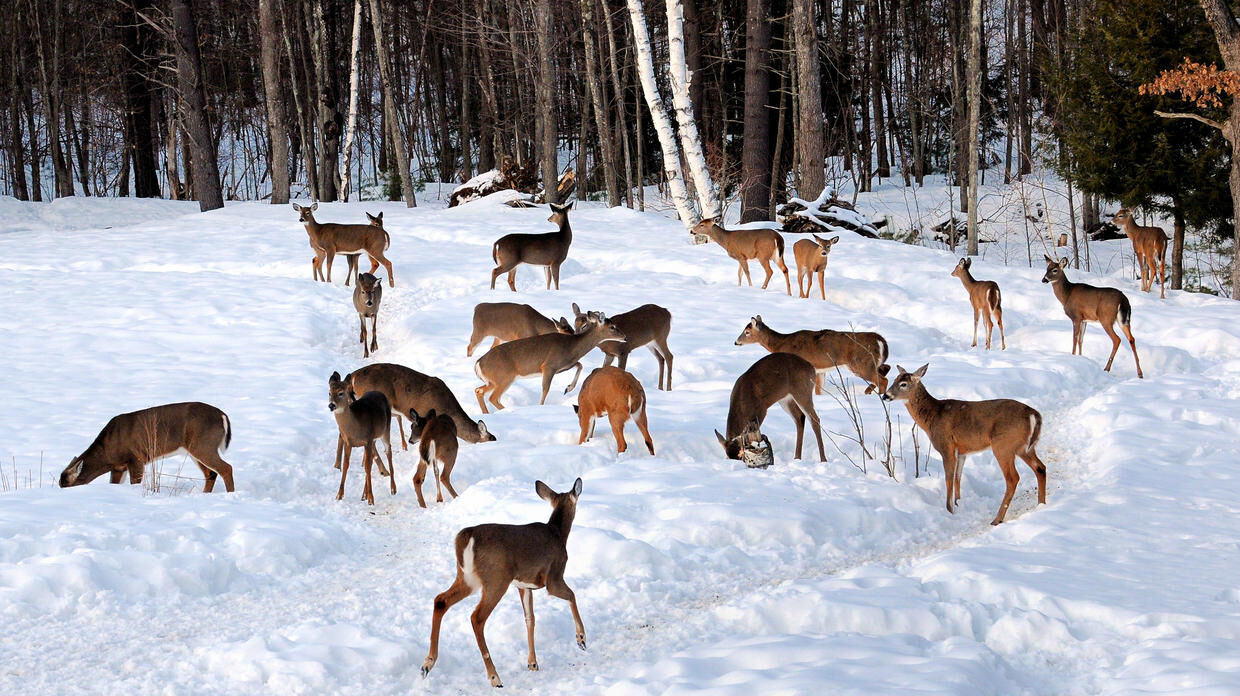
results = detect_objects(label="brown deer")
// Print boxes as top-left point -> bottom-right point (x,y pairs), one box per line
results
793,234 -> 839,299
473,313 -> 626,413
353,272 -> 383,358
573,367 -> 655,455
714,352 -> 827,464
570,303 -> 674,391
406,408 -> 460,508
308,211 -> 382,286
294,203 -> 395,287
59,402 -> 235,493
346,363 -> 495,449
328,371 -> 395,505
1041,255 -> 1143,378
734,315 -> 891,395
881,364 -> 1047,525
490,202 -> 574,291
951,257 -> 1006,350
421,478 -> 587,688
467,302 -> 572,357
691,218 -> 791,295
1113,208 -> 1168,298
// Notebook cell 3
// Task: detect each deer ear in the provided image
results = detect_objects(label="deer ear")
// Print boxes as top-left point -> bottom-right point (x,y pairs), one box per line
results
425,408 -> 437,421
330,371 -> 341,382
535,480 -> 555,502
895,365 -> 908,375
964,257 -> 972,268
912,363 -> 929,378
572,302 -> 582,315
375,212 -> 383,221
565,202 -> 575,211
1044,254 -> 1056,265
754,314 -> 763,323
715,429 -> 728,449
572,477 -> 583,496
408,408 -> 420,420
1059,257 -> 1069,269
477,420 -> 488,437
310,202 -> 318,211
828,236 -> 839,245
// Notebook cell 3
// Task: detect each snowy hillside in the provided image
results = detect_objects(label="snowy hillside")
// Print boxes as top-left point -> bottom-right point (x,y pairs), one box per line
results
1,191 -> 1239,695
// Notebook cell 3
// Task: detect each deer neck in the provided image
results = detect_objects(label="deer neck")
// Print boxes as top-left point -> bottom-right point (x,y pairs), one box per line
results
555,218 -> 573,244
903,383 -> 944,433
755,324 -> 790,352
302,218 -> 323,243
568,328 -> 607,360
546,502 -> 576,539
957,269 -> 977,290
1049,273 -> 1075,305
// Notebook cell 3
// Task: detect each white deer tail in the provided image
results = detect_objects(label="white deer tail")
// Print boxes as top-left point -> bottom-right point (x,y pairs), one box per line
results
220,413 -> 232,455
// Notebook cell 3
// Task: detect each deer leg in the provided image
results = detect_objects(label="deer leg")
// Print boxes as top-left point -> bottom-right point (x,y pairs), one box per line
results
991,450 -> 1020,525
776,253 -> 792,295
128,460 -> 145,486
758,257 -> 775,289
379,254 -> 394,287
780,398 -> 806,460
325,252 -> 335,283
1158,251 -> 1166,298
561,361 -> 585,395
369,315 -> 378,353
346,255 -> 359,286
412,458 -> 429,508
520,587 -> 538,671
470,589 -> 507,687
383,430 -> 395,495
1019,450 -> 1048,505
506,270 -> 517,291
335,434 -> 345,469
423,573 -> 475,679
544,264 -> 552,290
740,260 -> 753,286
362,442 -> 376,505
191,447 -> 236,494
969,307 -> 979,347
577,409 -> 592,445
487,376 -> 513,411
982,311 -> 994,351
995,305 -> 1006,350
616,348 -> 630,372
939,446 -> 957,513
109,469 -> 125,484
431,455 -> 444,502
608,411 -> 629,453
647,345 -> 665,391
336,445 -> 351,501
635,402 -> 655,455
817,269 -> 826,300
475,384 -> 492,414
395,414 -> 408,451
545,573 -> 587,651
439,453 -> 459,500
552,262 -> 562,290
1121,322 -> 1143,379
796,267 -> 807,297
1101,321 -> 1122,372
953,452 -> 964,505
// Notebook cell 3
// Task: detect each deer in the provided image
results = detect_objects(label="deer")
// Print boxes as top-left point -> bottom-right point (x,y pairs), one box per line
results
573,367 -> 655,455
490,202 -> 574,291
793,234 -> 839,299
1112,208 -> 1168,299
328,371 -> 395,505
714,352 -> 827,465
59,402 -> 235,493
473,313 -> 626,413
734,315 -> 891,396
421,478 -> 587,688
406,408 -> 460,508
881,364 -> 1047,525
691,218 -> 791,295
294,203 -> 395,287
307,211 -> 383,286
570,303 -> 674,391
346,363 -> 496,449
951,257 -> 1006,350
353,272 -> 383,358
467,302 -> 572,357
1041,255 -> 1144,378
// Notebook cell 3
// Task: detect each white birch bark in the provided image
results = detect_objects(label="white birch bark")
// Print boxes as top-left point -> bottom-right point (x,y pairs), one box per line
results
339,0 -> 363,202
665,0 -> 720,218
965,0 -> 982,255
626,0 -> 700,228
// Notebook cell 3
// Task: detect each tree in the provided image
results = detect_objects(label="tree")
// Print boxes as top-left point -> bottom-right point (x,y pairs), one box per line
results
965,0 -> 982,255
259,0 -> 291,204
535,0 -> 558,204
791,0 -> 825,198
170,0 -> 224,212
367,0 -> 415,207
666,0 -> 720,218
740,0 -> 773,222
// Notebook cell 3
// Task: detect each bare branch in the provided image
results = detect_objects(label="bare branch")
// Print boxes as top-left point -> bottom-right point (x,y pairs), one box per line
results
1153,109 -> 1226,131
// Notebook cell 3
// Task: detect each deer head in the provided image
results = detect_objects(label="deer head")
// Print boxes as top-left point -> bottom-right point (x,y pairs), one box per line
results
547,201 -> 574,225
734,315 -> 765,346
951,257 -> 972,278
293,202 -> 319,223
366,211 -> 384,227
1041,255 -> 1069,284
880,364 -> 929,402
812,234 -> 839,257
327,371 -> 356,413
715,420 -> 774,467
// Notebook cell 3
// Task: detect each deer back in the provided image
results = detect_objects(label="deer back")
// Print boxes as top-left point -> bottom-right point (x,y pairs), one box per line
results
494,203 -> 573,265
577,366 -> 644,417
472,302 -> 560,342
1042,257 -> 1126,323
61,402 -> 229,486
572,303 -> 670,353
692,219 -> 782,259
726,353 -> 816,439
414,410 -> 459,464
348,363 -> 494,443
454,478 -> 581,588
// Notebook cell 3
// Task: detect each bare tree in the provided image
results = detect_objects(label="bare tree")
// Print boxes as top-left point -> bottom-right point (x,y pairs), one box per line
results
170,0 -> 223,211
259,0 -> 291,204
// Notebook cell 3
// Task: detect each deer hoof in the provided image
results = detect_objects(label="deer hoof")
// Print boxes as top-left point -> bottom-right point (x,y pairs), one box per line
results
577,634 -> 587,651
528,662 -> 539,671
420,658 -> 435,678
489,674 -> 503,688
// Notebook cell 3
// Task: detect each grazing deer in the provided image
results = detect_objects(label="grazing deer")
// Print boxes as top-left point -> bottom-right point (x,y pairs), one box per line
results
734,315 -> 891,395
328,371 -> 395,505
714,352 -> 826,464
951,257 -> 1006,350
573,367 -> 655,455
421,478 -> 587,688
353,272 -> 383,358
691,218 -> 791,295
346,363 -> 495,449
467,302 -> 571,357
406,408 -> 460,508
1113,208 -> 1168,299
881,364 -> 1047,525
793,234 -> 839,299
570,303 -> 674,391
474,313 -> 626,413
294,203 -> 395,287
59,402 -> 235,493
490,202 -> 574,291
1041,255 -> 1143,378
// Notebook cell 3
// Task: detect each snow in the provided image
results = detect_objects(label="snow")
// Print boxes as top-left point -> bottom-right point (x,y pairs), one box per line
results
2,186 -> 1240,694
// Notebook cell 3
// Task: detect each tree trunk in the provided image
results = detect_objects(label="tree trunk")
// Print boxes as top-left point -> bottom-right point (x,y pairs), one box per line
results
339,0 -> 363,201
259,0 -> 292,204
965,0 -> 982,255
666,0 -> 720,218
170,0 -> 223,211
581,0 -> 620,206
792,0 -> 825,197
603,0 -> 635,207
1171,196 -> 1185,290
740,0 -> 772,222
627,0 -> 698,226
7,17 -> 29,201
368,0 -> 416,206
119,0 -> 160,198
535,0 -> 558,203
31,0 -> 73,198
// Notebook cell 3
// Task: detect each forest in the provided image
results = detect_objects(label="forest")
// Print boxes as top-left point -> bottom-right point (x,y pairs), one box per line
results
0,0 -> 1236,295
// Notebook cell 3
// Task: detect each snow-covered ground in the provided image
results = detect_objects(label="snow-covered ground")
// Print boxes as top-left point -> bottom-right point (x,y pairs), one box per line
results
2,188 -> 1239,695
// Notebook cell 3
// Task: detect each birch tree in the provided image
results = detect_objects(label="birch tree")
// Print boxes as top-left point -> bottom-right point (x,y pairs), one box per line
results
339,0 -> 363,202
665,0 -> 720,218
965,0 -> 982,255
626,0 -> 699,227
